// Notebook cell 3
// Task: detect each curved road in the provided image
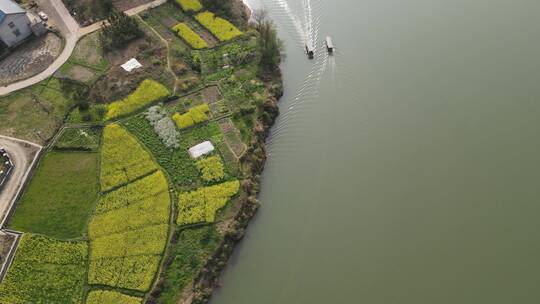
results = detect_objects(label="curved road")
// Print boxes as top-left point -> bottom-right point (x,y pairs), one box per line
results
0,0 -> 167,97
0,137 -> 41,228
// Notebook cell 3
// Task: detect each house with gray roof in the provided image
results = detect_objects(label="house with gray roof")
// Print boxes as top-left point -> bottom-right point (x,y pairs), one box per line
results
0,0 -> 33,48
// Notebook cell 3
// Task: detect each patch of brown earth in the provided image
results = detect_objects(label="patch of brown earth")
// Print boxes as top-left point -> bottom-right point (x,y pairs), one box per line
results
113,0 -> 154,12
0,33 -> 62,86
89,37 -> 172,103
65,65 -> 97,83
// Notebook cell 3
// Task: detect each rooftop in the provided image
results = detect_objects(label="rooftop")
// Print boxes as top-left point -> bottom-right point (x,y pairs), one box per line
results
0,0 -> 25,24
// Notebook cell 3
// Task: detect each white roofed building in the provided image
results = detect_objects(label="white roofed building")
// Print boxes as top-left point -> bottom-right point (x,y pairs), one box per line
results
188,141 -> 215,159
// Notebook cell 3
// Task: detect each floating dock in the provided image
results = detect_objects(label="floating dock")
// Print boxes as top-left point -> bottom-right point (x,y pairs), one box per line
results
326,36 -> 334,54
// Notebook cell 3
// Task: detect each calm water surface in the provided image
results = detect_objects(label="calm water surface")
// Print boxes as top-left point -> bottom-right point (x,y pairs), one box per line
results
212,0 -> 540,303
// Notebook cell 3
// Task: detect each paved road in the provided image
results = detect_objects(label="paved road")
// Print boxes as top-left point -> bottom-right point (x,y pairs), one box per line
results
0,137 -> 41,228
0,0 -> 167,97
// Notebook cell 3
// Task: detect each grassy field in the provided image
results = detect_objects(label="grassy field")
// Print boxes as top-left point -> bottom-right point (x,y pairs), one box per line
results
54,127 -> 102,151
56,31 -> 109,85
0,77 -> 89,144
9,152 -> 99,239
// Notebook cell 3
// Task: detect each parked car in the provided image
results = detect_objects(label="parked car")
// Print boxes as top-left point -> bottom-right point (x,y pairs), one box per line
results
38,11 -> 48,21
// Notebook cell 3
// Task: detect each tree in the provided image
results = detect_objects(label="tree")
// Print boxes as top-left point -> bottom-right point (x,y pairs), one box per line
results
253,10 -> 283,75
201,0 -> 233,19
101,12 -> 143,51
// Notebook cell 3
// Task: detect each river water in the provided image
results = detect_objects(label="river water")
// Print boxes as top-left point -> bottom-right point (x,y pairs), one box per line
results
212,0 -> 540,303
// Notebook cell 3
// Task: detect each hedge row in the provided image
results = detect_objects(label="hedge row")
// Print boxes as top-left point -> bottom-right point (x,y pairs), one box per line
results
195,11 -> 242,41
172,103 -> 210,129
106,79 -> 170,120
177,180 -> 239,225
172,23 -> 208,49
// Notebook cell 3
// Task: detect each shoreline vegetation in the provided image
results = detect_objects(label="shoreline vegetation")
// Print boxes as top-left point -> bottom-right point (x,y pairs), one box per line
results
0,0 -> 282,303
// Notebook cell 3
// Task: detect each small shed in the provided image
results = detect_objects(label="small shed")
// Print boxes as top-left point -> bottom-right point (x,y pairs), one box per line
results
188,141 -> 214,159
121,58 -> 142,72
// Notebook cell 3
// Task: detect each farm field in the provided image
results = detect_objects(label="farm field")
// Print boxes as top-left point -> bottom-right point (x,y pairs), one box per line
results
100,124 -> 159,191
0,0 -> 281,301
9,152 -> 99,239
0,78 -> 84,144
153,226 -> 221,304
195,11 -> 243,42
57,31 -> 109,85
172,23 -> 208,49
55,127 -> 102,151
0,234 -> 88,303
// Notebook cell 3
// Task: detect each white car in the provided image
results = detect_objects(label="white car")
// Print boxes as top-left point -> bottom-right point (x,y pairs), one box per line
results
38,11 -> 48,21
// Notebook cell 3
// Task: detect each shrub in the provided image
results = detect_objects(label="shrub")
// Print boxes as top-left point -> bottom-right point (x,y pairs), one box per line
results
0,234 -> 87,304
145,105 -> 180,148
106,79 -> 170,120
100,124 -> 159,191
176,0 -> 202,12
177,180 -> 239,225
101,12 -> 143,51
172,103 -> 210,129
196,155 -> 225,182
172,23 -> 208,49
86,290 -> 142,304
195,11 -> 242,41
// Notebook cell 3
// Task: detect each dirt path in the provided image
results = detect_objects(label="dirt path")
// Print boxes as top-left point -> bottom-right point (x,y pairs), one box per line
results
0,136 -> 42,228
137,15 -> 179,94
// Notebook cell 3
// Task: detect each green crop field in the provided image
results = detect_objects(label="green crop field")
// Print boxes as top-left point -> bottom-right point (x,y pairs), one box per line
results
154,226 -> 221,304
9,152 -> 99,239
100,124 -> 159,191
55,127 -> 102,151
123,115 -> 228,189
0,234 -> 88,303
0,0 -> 279,301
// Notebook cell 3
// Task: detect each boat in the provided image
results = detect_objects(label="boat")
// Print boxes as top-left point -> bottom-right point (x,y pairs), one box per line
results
306,42 -> 314,59
326,36 -> 334,54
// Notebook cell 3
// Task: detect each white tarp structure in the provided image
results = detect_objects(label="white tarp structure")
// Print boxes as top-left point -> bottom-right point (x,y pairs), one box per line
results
189,141 -> 215,159
121,58 -> 143,72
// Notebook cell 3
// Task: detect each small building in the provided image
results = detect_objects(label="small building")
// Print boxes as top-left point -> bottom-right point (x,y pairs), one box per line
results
0,0 -> 43,48
188,141 -> 215,159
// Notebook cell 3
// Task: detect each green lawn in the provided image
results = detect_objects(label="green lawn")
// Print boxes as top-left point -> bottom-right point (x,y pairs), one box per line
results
9,151 -> 99,239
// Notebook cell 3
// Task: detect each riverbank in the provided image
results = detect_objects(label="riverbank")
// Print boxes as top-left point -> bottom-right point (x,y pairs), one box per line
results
177,75 -> 282,304
146,0 -> 284,301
